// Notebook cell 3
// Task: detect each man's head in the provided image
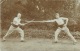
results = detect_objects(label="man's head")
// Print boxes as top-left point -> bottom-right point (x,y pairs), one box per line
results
55,13 -> 60,19
17,13 -> 21,18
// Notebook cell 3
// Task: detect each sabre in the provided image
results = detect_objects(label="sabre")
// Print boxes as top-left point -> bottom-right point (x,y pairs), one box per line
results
25,19 -> 35,24
26,20 -> 55,23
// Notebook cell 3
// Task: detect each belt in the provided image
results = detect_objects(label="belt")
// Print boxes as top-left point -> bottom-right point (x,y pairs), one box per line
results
58,24 -> 64,28
11,23 -> 19,28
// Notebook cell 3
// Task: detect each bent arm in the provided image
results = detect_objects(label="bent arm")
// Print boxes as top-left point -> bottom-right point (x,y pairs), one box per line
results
19,23 -> 25,26
62,18 -> 68,25
12,18 -> 24,26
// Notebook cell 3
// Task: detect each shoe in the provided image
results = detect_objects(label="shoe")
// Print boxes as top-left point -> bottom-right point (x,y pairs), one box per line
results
73,42 -> 77,45
20,40 -> 24,42
2,39 -> 6,42
52,41 -> 58,43
54,41 -> 58,43
2,37 -> 6,42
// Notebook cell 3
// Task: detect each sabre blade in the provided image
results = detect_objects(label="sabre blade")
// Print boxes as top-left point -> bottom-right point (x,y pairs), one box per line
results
26,20 -> 55,23
26,21 -> 51,22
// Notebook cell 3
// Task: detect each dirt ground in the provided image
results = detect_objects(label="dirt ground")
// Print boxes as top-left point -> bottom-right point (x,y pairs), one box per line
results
0,38 -> 80,51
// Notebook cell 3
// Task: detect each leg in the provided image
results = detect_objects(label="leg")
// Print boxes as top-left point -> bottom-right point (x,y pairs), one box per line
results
3,25 -> 15,40
54,28 -> 61,42
16,27 -> 24,41
64,27 -> 77,42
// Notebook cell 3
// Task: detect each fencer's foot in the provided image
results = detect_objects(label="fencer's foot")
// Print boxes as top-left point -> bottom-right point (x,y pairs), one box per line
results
73,41 -> 77,45
2,39 -> 6,42
20,40 -> 24,42
2,37 -> 6,42
54,41 -> 58,43
52,41 -> 58,44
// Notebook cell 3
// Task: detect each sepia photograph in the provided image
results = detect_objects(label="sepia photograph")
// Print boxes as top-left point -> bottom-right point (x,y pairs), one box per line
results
0,0 -> 80,51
